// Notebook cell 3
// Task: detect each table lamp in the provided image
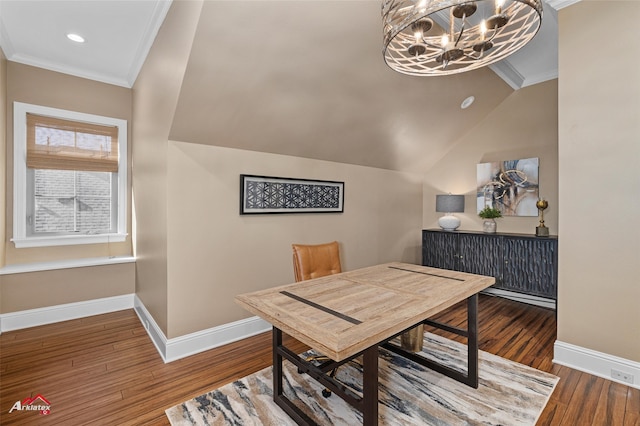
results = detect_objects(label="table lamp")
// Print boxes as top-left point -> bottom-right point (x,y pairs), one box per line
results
535,199 -> 549,237
436,194 -> 465,231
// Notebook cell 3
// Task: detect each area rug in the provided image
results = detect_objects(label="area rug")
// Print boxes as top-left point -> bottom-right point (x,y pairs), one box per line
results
166,332 -> 558,425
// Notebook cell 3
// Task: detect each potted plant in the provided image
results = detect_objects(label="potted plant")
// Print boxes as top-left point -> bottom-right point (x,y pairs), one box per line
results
478,206 -> 502,233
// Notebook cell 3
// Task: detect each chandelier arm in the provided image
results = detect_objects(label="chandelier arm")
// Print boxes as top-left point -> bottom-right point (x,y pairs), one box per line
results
485,27 -> 500,43
454,14 -> 467,47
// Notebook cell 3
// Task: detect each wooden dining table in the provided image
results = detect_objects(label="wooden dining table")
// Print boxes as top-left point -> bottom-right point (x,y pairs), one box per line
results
235,262 -> 495,426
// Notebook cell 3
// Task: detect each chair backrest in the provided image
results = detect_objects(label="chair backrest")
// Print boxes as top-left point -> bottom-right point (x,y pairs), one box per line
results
292,241 -> 342,282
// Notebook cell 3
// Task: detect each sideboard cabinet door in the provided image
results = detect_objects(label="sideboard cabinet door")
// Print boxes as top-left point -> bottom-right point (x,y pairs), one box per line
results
502,237 -> 558,299
422,231 -> 459,270
458,234 -> 503,285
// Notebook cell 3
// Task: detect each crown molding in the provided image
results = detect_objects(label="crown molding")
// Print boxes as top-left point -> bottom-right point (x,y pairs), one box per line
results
6,53 -> 132,87
489,60 -> 526,90
545,0 -> 582,11
126,0 -> 173,87
522,68 -> 559,88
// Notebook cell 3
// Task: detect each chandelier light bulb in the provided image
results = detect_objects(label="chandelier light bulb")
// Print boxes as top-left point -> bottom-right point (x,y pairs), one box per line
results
441,34 -> 449,48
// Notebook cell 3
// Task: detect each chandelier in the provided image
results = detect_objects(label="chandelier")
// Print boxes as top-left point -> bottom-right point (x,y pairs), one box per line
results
382,0 -> 543,76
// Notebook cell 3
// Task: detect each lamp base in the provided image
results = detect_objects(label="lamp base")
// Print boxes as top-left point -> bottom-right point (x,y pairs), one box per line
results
438,214 -> 461,231
536,225 -> 549,237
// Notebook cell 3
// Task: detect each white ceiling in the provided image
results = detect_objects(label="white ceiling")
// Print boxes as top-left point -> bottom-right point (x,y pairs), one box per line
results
0,0 -> 562,90
0,0 -> 172,87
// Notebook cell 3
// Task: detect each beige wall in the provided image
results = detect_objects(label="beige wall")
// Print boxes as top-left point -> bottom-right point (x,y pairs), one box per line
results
423,79 -> 558,235
134,0 -> 423,339
558,2 -> 640,362
4,62 -> 133,264
165,142 -> 423,338
1,263 -> 134,313
132,0 -> 204,335
0,62 -> 135,314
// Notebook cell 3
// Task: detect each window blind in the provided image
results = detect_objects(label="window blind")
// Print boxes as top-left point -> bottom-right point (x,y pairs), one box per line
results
26,113 -> 119,172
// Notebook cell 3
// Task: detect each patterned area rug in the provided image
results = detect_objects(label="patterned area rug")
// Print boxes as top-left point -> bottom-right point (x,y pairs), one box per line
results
166,332 -> 558,425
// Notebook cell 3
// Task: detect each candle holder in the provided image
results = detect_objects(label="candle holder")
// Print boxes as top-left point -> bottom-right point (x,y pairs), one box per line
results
535,199 -> 549,237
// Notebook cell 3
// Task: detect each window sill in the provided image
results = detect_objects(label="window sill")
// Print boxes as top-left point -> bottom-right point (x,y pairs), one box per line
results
11,233 -> 128,248
0,256 -> 136,275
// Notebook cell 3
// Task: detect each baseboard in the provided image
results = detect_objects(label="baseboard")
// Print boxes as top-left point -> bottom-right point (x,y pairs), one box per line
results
165,315 -> 271,363
133,295 -> 168,361
554,340 -> 640,390
0,292 -> 271,361
133,295 -> 271,363
481,288 -> 556,310
0,294 -> 135,333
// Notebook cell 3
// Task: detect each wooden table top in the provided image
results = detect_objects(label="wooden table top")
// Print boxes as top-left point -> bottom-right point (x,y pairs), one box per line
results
235,262 -> 495,361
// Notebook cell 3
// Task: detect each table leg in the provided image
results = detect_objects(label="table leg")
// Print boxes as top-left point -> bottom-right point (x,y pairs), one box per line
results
273,327 -> 318,425
272,326 -> 379,426
382,292 -> 480,388
467,292 -> 479,388
273,327 -> 283,398
361,345 -> 379,426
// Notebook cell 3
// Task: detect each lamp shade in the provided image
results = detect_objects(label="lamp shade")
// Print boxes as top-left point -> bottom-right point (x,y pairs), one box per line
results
436,195 -> 465,213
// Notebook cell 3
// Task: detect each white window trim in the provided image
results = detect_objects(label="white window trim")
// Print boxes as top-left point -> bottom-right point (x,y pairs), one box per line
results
12,102 -> 128,248
0,256 -> 136,275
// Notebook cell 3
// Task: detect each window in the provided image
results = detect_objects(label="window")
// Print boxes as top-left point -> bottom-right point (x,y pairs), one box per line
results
13,102 -> 127,248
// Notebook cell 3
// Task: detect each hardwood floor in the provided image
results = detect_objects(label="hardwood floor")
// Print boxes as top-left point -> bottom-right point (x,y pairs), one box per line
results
0,295 -> 637,425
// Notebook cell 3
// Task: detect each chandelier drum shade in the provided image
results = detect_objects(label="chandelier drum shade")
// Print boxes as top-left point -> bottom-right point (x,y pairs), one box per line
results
382,0 -> 543,76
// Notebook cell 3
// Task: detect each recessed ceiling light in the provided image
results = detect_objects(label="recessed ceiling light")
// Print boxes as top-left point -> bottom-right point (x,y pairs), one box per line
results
66,33 -> 85,43
461,96 -> 475,109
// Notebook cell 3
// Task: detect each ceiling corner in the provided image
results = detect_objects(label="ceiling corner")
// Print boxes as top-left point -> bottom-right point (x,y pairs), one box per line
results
0,8 -> 16,59
545,0 -> 581,11
126,0 -> 173,87
489,61 -> 525,90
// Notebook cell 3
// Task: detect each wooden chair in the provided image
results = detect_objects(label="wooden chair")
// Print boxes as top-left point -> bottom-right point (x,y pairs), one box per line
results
291,241 -> 344,397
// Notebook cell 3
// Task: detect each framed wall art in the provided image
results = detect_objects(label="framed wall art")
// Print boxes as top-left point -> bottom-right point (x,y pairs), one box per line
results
240,175 -> 345,215
476,157 -> 539,217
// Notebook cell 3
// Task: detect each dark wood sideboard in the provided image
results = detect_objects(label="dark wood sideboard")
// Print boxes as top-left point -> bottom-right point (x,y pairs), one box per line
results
422,229 -> 558,305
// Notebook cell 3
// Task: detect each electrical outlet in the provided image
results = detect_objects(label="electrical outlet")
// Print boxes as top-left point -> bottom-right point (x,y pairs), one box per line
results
611,369 -> 634,384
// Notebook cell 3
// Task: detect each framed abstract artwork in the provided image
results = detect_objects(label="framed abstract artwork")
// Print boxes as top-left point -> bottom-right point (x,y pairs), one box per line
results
240,175 -> 345,215
476,157 -> 539,217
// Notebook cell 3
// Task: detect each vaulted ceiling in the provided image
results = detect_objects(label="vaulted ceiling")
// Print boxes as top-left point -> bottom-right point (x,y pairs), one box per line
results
0,0 -> 564,173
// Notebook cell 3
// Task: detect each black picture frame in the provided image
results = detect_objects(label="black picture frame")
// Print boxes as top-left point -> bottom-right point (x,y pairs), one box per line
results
240,174 -> 345,215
